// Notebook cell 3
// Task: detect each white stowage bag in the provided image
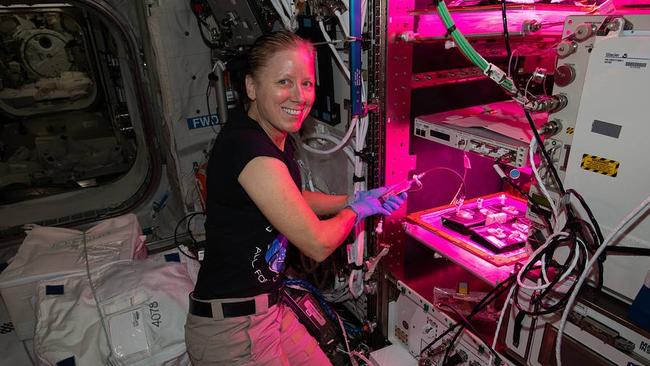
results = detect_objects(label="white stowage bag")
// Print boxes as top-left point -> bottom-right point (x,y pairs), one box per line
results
0,213 -> 147,340
34,258 -> 193,366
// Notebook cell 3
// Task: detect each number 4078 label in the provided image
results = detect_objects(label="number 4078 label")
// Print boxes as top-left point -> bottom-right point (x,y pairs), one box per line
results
149,301 -> 162,327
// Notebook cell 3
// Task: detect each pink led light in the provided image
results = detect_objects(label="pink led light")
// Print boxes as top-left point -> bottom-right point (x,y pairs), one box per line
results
416,8 -> 581,37
614,0 -> 650,11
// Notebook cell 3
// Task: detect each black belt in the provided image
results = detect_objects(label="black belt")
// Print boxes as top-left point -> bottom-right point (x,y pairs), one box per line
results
189,292 -> 279,319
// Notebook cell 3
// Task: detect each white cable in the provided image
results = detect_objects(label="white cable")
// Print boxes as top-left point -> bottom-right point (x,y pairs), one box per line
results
284,0 -> 299,31
427,167 -> 466,188
276,0 -> 291,20
354,94 -> 369,157
351,351 -> 373,365
496,235 -> 587,366
541,252 -> 551,284
529,137 -> 559,223
301,134 -> 356,163
531,178 -> 574,286
538,237 -> 588,292
352,119 -> 366,276
507,48 -> 519,77
524,75 -> 536,99
302,134 -> 356,164
301,117 -> 357,155
450,153 -> 469,205
211,60 -> 225,72
555,194 -> 650,366
490,284 -> 517,366
349,124 -> 368,298
349,81 -> 370,298
361,0 -> 368,31
335,312 -> 356,365
516,231 -> 569,290
83,231 -> 118,366
280,0 -> 291,16
270,0 -> 292,30
334,10 -> 350,38
279,0 -> 293,19
319,20 -> 351,80
348,269 -> 363,298
326,0 -> 371,300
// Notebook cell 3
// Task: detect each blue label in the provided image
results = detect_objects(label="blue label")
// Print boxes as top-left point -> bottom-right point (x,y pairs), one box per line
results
187,114 -> 219,130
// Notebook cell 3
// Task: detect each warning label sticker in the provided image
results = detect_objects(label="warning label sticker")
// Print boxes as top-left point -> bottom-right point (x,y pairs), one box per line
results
580,154 -> 620,177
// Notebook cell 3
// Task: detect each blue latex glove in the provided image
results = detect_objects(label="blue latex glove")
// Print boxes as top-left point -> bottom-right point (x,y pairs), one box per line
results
354,186 -> 389,201
347,185 -> 408,224
382,191 -> 408,212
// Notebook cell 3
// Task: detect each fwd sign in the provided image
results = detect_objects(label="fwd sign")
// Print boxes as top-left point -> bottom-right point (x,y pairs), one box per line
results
187,114 -> 219,130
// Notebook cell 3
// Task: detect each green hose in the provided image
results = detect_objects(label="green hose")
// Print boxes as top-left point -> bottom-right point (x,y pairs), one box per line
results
435,0 -> 518,94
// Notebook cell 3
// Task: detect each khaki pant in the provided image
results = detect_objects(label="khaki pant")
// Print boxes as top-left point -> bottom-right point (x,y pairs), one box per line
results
185,303 -> 332,365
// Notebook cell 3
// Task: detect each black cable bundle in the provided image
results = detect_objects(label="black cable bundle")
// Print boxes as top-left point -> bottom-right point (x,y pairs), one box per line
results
514,235 -> 583,315
174,212 -> 205,260
500,0 -> 512,75
418,274 -> 518,362
511,199 -> 606,315
439,303 -> 502,365
512,118 -> 606,316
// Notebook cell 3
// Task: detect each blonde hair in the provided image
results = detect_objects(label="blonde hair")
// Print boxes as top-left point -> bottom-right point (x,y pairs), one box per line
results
230,31 -> 314,110
247,31 -> 315,79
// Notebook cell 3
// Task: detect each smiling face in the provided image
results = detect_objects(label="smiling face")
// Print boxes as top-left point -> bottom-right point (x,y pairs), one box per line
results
245,46 -> 315,145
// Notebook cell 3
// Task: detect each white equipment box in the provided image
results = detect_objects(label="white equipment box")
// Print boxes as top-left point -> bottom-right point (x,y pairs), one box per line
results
556,15 -> 650,302
414,100 -> 547,167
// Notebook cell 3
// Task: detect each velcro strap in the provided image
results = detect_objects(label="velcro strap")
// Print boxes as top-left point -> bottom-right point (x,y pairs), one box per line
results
445,25 -> 457,37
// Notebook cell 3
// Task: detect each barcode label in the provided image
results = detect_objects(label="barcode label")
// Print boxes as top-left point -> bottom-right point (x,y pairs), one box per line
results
625,62 -> 647,69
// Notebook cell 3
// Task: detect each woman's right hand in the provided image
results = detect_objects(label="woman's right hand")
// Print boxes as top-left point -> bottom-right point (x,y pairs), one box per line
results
347,186 -> 407,224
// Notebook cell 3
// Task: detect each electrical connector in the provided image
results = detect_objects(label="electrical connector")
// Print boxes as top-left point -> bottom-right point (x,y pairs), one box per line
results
397,31 -> 416,42
522,19 -> 542,34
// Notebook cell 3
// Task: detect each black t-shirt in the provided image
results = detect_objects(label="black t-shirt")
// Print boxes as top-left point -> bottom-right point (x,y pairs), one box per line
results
193,112 -> 302,299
